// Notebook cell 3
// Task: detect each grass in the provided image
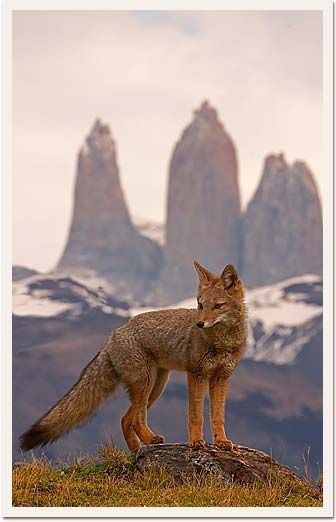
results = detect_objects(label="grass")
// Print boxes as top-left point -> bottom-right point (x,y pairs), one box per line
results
12,445 -> 323,508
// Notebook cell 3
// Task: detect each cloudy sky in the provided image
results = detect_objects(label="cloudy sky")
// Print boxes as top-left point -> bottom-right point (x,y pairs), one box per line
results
13,10 -> 323,272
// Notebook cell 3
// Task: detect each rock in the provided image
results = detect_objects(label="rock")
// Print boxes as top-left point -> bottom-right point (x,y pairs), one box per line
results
135,443 -> 305,485
57,119 -> 162,301
243,154 -> 322,287
153,101 -> 242,304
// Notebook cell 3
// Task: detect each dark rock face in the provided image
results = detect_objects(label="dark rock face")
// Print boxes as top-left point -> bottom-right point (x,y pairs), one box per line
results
57,119 -> 162,301
243,154 -> 322,287
154,101 -> 241,304
136,443 -> 305,485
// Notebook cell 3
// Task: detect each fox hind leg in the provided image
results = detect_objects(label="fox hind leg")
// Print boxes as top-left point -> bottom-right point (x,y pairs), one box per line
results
148,369 -> 169,408
130,387 -> 164,446
121,406 -> 141,452
121,369 -> 168,451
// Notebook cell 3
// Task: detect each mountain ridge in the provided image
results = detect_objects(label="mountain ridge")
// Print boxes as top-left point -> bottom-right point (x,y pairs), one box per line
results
51,103 -> 322,304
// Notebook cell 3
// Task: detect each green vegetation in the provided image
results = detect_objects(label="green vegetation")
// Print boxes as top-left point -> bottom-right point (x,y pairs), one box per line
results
13,445 -> 322,508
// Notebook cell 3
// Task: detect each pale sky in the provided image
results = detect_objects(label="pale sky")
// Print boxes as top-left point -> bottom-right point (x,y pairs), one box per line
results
13,10 -> 323,272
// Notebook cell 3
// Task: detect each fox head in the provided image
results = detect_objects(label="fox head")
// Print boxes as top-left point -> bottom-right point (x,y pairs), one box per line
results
194,260 -> 245,330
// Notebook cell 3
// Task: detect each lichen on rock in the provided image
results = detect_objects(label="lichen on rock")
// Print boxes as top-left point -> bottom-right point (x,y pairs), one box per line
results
135,443 -> 306,486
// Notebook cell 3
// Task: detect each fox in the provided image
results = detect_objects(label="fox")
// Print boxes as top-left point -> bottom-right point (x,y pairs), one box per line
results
20,261 -> 247,452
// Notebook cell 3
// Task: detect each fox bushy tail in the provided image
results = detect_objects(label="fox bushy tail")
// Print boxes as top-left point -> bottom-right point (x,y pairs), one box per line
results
20,349 -> 118,451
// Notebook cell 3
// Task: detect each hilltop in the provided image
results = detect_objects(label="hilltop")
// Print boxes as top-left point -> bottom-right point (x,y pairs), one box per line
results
13,444 -> 322,507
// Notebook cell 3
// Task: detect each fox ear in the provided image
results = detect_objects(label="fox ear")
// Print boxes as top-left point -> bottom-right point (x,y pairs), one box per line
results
220,264 -> 241,290
194,260 -> 215,285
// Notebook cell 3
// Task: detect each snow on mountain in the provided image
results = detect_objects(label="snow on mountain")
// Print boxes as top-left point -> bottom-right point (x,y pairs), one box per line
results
131,274 -> 322,366
134,217 -> 165,246
244,275 -> 322,364
12,274 -> 129,319
12,269 -> 322,366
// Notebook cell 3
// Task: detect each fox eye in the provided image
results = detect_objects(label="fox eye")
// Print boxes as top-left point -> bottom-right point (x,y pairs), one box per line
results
214,303 -> 223,309
198,302 -> 203,310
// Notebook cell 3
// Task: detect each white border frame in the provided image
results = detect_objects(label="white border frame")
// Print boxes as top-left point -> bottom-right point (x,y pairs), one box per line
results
1,0 -> 333,517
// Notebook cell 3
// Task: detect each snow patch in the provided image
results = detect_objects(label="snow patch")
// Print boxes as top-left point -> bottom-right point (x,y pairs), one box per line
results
12,272 -> 129,319
134,217 -> 165,246
13,293 -> 76,318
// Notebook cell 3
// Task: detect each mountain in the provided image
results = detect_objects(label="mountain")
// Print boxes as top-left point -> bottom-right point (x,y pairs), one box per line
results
153,101 -> 242,304
12,271 -> 322,477
56,119 -> 162,302
243,154 -> 322,287
48,109 -> 322,304
12,265 -> 39,281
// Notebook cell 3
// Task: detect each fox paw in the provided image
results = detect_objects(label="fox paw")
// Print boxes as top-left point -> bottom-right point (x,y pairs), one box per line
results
214,438 -> 233,450
149,434 -> 164,444
189,439 -> 206,450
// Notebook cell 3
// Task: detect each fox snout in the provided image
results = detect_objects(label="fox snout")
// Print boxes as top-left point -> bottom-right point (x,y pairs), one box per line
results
196,303 -> 229,329
196,317 -> 221,329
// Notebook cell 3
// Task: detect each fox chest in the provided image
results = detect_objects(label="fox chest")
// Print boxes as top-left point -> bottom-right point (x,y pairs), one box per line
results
192,346 -> 237,377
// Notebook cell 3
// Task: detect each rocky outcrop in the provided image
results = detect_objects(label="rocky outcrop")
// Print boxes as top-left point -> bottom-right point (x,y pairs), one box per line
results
135,443 -> 306,485
243,154 -> 322,287
57,119 -> 162,301
153,101 -> 242,304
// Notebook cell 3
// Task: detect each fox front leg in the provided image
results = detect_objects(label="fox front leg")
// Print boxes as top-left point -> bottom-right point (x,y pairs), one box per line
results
209,373 -> 233,450
187,373 -> 207,449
